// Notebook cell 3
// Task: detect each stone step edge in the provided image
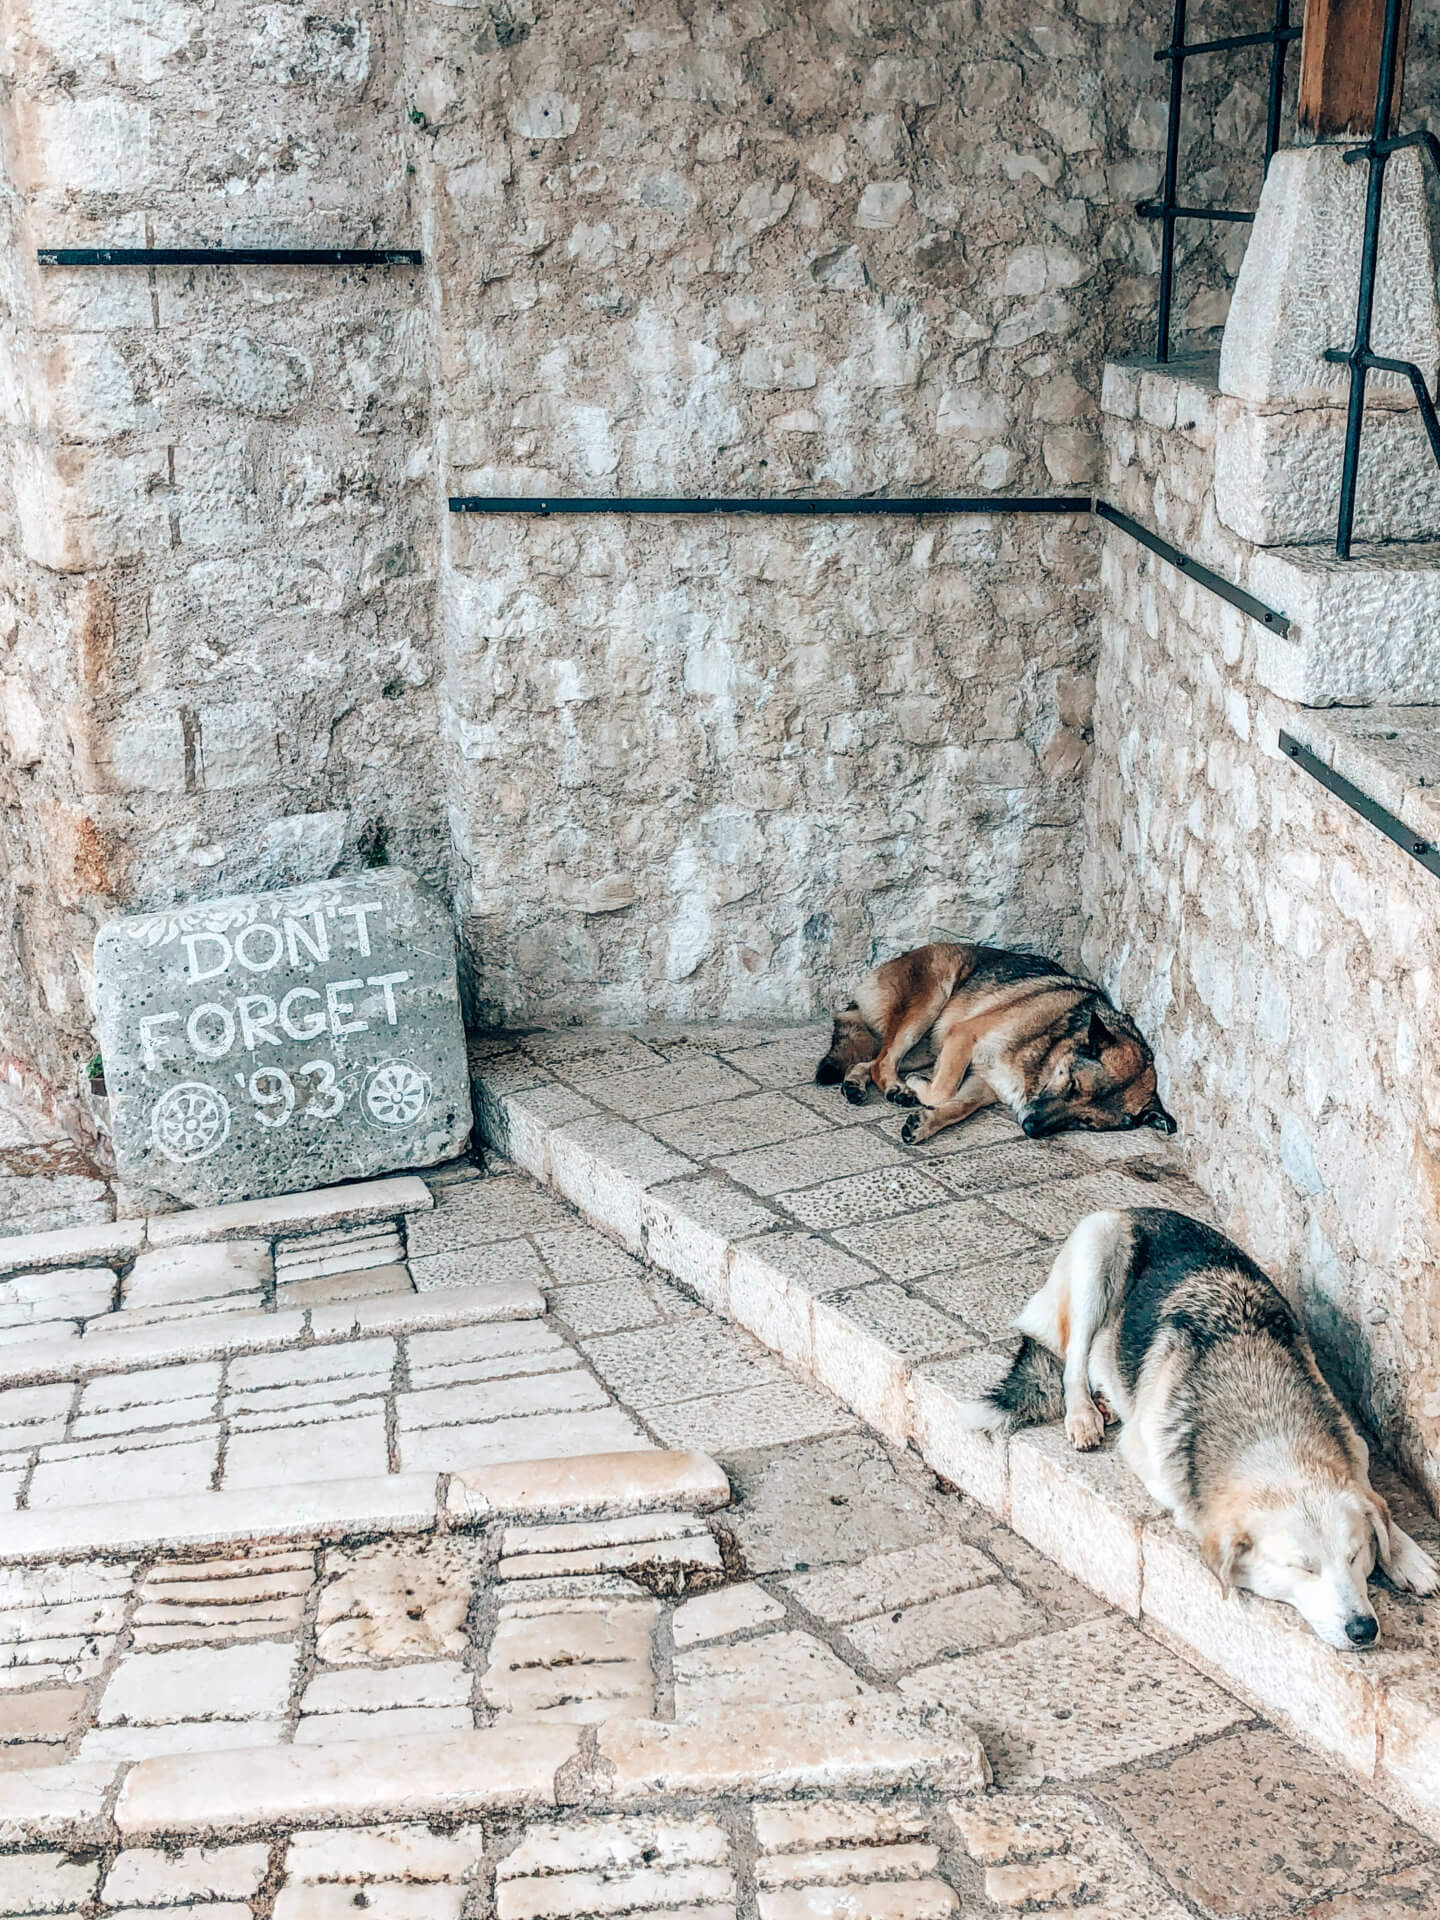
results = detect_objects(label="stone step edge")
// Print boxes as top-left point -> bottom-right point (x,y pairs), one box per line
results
0,1278 -> 545,1392
0,1173 -> 436,1278
0,1448 -> 730,1565
2,1699 -> 989,1848
493,1090 -> 1440,1843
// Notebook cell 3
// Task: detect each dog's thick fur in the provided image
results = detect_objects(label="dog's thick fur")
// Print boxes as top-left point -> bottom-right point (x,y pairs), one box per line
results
963,1207 -> 1439,1647
816,941 -> 1175,1145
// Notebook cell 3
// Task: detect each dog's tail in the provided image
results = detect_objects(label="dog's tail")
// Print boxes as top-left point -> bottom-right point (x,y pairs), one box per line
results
815,1005 -> 877,1085
956,1337 -> 1065,1433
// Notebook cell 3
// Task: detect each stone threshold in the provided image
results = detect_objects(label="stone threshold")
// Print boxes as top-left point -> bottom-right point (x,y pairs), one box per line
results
491,1084 -> 1440,1842
0,1276 -> 543,1392
0,1447 -> 729,1564
3,1699 -> 988,1849
0,1174 -> 435,1277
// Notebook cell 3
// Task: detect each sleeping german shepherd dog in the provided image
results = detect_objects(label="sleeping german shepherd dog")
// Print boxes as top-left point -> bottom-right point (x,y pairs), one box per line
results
816,942 -> 1175,1146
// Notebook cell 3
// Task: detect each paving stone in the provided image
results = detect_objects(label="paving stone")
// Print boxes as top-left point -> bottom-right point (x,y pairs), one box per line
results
144,1177 -> 434,1248
751,1800 -> 931,1850
223,1409 -> 389,1490
114,1723 -> 581,1836
549,1276 -> 676,1335
0,1218 -> 144,1278
483,1601 -> 657,1720
572,1056 -> 759,1121
228,1336 -> 396,1393
275,1222 -> 404,1261
99,1294 -> 265,1334
1092,1726 -> 1433,1916
0,1561 -> 135,1607
80,1361 -> 222,1415
785,1540 -> 999,1624
71,1395 -> 220,1441
29,1434 -> 219,1509
725,1433 -> 940,1575
302,1281 -> 543,1342
758,1843 -> 942,1886
929,1140 -> 1087,1195
817,1284 -> 975,1360
1010,1425 -> 1163,1616
98,1640 -> 298,1725
0,1267 -> 116,1314
533,1228 -> 657,1287
1297,1866 -> 1440,1919
778,1167 -> 954,1232
674,1583 -> 786,1646
552,1118 -> 698,1193
123,1241 -> 272,1311
315,1539 -> 471,1665
227,1377 -> 388,1423
900,1614 -> 1247,1784
674,1630 -> 870,1716
717,1031 -> 829,1090
983,1171 -> 1160,1239
910,1249 -> 1055,1338
0,1383 -> 73,1430
953,1789 -> 1196,1920
406,1179 -> 577,1257
501,1510 -> 717,1556
296,1704 -> 475,1744
284,1821 -> 486,1882
0,1852 -> 101,1914
406,1318 -> 568,1375
410,1239 -> 550,1293
644,1379 -> 855,1455
402,1407 -> 651,1474
1,1595 -> 127,1639
717,1127 -> 905,1197
396,1369 -> 610,1431
273,1884 -> 465,1918
755,1880 -> 957,1917
0,1686 -> 85,1744
498,1812 -> 732,1918
842,1583 -> 1049,1674
277,1265 -> 413,1308
0,1319 -> 81,1350
81,1719 -> 287,1762
593,1699 -> 988,1799
302,1661 -> 471,1715
522,1030 -> 668,1075
446,1447 -> 730,1524
583,1321 -> 785,1409
647,1092 -> 836,1161
834,1201 -> 1039,1283
274,1231 -> 404,1281
101,1843 -> 270,1906
646,1176 -> 781,1243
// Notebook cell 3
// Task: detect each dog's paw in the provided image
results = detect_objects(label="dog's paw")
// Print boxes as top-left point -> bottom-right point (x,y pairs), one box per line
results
1388,1530 -> 1440,1595
841,1079 -> 871,1107
900,1111 -> 927,1146
886,1085 -> 919,1108
1065,1401 -> 1105,1451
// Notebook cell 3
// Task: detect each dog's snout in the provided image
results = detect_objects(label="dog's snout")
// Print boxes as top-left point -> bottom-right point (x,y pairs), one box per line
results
1020,1112 -> 1042,1138
1148,1106 -> 1177,1134
1344,1613 -> 1379,1647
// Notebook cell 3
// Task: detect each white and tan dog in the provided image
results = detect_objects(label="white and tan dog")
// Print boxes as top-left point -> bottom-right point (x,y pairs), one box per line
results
962,1207 -> 1438,1648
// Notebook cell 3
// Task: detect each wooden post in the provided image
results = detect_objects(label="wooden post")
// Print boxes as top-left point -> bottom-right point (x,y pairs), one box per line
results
1298,0 -> 1410,136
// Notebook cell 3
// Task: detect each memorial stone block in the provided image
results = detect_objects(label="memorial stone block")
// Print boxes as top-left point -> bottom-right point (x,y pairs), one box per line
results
95,870 -> 471,1206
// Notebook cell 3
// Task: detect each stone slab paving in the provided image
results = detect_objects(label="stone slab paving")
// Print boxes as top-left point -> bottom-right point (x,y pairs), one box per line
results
0,1071 -> 1437,1915
474,1021 -> 1440,1847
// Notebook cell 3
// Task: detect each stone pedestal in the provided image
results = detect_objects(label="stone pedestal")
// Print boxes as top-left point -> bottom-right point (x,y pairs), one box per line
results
1215,144 -> 1440,546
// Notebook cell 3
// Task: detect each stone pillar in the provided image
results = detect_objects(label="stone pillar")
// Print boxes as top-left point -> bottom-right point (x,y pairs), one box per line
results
1213,144 -> 1440,546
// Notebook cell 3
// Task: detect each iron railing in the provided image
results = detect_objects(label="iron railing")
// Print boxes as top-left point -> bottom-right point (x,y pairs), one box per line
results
1323,0 -> 1440,556
1138,0 -> 1299,363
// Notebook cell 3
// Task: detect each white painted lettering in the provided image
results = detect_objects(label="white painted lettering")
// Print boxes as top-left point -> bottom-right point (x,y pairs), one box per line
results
284,911 -> 330,967
237,994 -> 282,1051
326,978 -> 369,1038
182,932 -> 232,982
335,901 -> 382,957
234,922 -> 285,973
279,986 -> 328,1043
139,1011 -> 181,1068
187,1002 -> 235,1059
365,971 -> 410,1026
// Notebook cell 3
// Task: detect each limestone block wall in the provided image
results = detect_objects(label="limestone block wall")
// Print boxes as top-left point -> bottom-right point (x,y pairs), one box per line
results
1085,363 -> 1440,1507
0,0 -> 450,1109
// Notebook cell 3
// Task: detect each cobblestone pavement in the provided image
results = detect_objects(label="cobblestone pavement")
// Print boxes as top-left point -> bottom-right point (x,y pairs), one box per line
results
1,1080 -> 1438,1915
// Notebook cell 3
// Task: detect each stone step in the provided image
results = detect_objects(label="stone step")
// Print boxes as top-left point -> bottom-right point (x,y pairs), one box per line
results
3,1701 -> 988,1849
0,1448 -> 729,1563
1248,540 -> 1440,705
483,1041 -> 1440,1842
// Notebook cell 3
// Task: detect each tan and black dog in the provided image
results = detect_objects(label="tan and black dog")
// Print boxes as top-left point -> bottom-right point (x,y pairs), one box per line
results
815,941 -> 1174,1145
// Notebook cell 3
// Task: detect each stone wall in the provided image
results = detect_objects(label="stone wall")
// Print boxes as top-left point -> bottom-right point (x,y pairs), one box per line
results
1085,359 -> 1440,1508
0,0 -> 1278,1101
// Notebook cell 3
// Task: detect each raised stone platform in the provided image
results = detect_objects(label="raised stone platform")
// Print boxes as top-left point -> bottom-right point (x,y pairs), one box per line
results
477,1020 -> 1440,1842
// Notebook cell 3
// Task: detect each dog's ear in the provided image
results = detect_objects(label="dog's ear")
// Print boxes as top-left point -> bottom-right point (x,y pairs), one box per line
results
1201,1528 -> 1251,1593
1084,1008 -> 1116,1057
1366,1490 -> 1395,1580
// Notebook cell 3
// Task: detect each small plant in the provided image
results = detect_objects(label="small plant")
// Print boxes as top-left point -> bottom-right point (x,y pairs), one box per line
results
86,1052 -> 104,1081
409,107 -> 427,128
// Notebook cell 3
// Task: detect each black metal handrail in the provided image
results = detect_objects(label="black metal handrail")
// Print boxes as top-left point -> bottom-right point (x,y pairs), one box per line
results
1140,0 -> 1297,362
1324,0 -> 1440,557
36,248 -> 422,267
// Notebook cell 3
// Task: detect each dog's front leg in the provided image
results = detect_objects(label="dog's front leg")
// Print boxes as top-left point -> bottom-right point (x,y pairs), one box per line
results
1371,1493 -> 1440,1594
901,1073 -> 997,1145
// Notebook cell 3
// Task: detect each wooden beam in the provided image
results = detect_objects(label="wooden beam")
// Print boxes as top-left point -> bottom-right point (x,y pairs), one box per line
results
1298,0 -> 1410,137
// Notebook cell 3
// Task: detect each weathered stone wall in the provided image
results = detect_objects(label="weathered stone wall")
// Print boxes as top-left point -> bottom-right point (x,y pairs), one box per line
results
0,0 -> 451,1117
1085,360 -> 1440,1507
419,0 -> 1272,1021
